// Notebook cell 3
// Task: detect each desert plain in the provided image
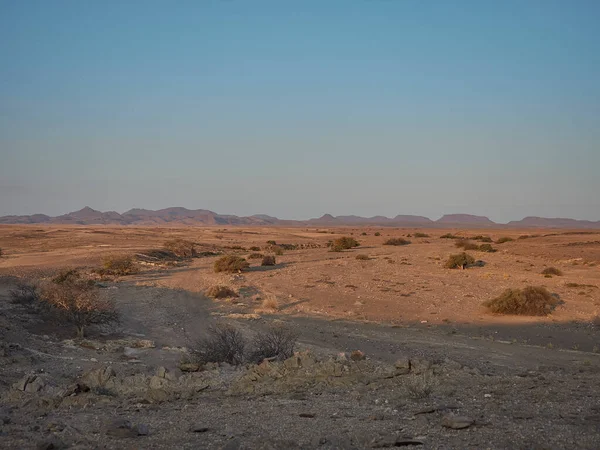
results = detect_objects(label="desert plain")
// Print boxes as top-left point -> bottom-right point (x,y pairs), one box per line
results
1,224 -> 599,449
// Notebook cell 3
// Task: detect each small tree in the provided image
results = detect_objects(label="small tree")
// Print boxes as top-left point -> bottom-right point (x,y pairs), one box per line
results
41,279 -> 118,338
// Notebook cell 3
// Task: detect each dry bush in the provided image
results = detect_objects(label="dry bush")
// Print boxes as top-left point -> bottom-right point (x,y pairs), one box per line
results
483,286 -> 560,316
477,243 -> 497,253
541,267 -> 563,276
194,323 -> 246,365
405,373 -> 434,399
469,235 -> 492,242
355,254 -> 370,260
163,239 -> 197,258
261,296 -> 279,311
361,232 -> 367,236
206,285 -> 238,299
261,255 -> 276,266
266,240 -> 277,245
52,268 -> 85,285
0,248 -> 3,258
248,253 -> 264,260
99,255 -> 138,276
440,233 -> 459,239
247,324 -> 298,364
10,281 -> 39,305
265,244 -> 284,255
455,240 -> 479,250
40,279 -> 118,337
249,246 -> 261,251
496,236 -> 514,244
374,232 -> 381,236
445,252 -> 476,269
214,256 -> 249,273
413,232 -> 429,238
330,237 -> 360,252
383,238 -> 411,246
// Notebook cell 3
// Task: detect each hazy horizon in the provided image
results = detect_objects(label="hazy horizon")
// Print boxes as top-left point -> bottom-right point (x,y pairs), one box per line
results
2,1 -> 599,222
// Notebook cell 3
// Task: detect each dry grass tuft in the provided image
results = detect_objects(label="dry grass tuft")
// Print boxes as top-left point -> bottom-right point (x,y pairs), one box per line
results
383,238 -> 411,246
99,254 -> 138,276
483,286 -> 560,316
496,236 -> 514,244
355,254 -> 370,261
214,255 -> 249,273
541,267 -> 563,276
444,252 -> 475,269
206,285 -> 238,299
261,296 -> 279,311
261,255 -> 276,266
330,237 -> 360,252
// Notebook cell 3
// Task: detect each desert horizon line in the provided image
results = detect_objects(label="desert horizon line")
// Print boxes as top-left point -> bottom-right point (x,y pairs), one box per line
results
1,205 -> 600,228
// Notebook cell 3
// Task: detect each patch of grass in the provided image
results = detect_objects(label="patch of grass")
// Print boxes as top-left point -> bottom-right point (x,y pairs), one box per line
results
261,296 -> 279,311
483,286 -> 560,316
330,237 -> 360,252
541,267 -> 563,276
248,253 -> 264,260
444,252 -> 476,269
206,285 -> 238,299
496,236 -> 514,244
383,238 -> 411,246
214,256 -> 250,273
405,373 -> 435,399
163,239 -> 197,258
413,232 -> 429,238
355,254 -> 370,260
261,255 -> 276,266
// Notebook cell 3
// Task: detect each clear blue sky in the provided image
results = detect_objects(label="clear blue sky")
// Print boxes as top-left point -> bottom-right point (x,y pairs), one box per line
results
1,0 -> 599,222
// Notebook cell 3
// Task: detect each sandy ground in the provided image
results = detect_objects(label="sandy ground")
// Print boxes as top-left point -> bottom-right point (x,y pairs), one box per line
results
1,225 -> 600,449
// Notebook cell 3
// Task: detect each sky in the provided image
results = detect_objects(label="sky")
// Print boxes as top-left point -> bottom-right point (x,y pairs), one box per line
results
1,0 -> 599,222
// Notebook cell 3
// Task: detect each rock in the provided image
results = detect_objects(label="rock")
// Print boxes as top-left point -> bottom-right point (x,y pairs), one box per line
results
299,413 -> 315,418
13,374 -> 35,391
157,366 -> 168,378
123,347 -> 144,359
81,366 -> 115,388
394,358 -> 411,375
410,359 -> 432,374
314,435 -> 357,449
62,383 -> 90,397
221,438 -> 242,450
190,425 -> 210,433
25,377 -> 45,393
106,418 -> 138,438
350,350 -> 366,361
441,414 -> 473,430
145,388 -> 170,403
179,362 -> 201,372
135,423 -> 150,436
36,437 -> 67,450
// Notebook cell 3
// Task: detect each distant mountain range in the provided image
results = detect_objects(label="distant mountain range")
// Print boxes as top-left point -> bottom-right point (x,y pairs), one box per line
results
1,207 -> 599,228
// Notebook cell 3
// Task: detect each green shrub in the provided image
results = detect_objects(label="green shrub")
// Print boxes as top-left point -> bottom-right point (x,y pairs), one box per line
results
355,254 -> 370,260
483,286 -> 560,316
330,237 -> 360,252
214,256 -> 249,273
163,239 -> 196,258
496,237 -> 514,244
444,252 -> 476,269
541,267 -> 563,276
261,255 -> 276,266
413,232 -> 429,238
384,238 -> 411,246
206,285 -> 238,299
477,243 -> 497,253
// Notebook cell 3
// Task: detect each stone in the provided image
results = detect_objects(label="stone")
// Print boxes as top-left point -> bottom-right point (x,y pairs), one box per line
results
394,358 -> 411,375
81,366 -> 115,388
157,366 -> 168,378
14,374 -> 35,391
24,377 -> 45,393
299,412 -> 315,418
179,362 -> 201,372
441,414 -> 473,430
144,388 -> 170,403
106,418 -> 137,438
410,359 -> 432,374
135,423 -> 149,436
350,350 -> 366,361
190,425 -> 210,433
